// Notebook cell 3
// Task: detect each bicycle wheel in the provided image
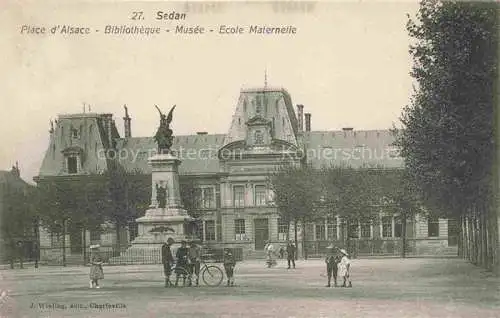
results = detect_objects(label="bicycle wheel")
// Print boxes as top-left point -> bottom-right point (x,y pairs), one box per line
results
202,265 -> 224,287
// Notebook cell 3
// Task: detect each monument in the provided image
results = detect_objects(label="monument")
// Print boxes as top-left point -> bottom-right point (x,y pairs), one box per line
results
112,105 -> 195,263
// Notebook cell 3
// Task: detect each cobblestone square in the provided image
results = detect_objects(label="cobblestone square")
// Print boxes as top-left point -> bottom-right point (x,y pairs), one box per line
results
1,258 -> 499,318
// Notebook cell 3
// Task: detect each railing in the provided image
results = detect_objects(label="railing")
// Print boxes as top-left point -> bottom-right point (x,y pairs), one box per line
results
303,238 -> 457,258
39,246 -> 244,266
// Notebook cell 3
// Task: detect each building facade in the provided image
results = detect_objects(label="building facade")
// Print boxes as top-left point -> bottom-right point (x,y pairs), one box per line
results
35,86 -> 458,262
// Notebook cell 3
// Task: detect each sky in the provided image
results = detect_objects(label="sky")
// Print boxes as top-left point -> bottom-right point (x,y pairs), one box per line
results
0,0 -> 420,183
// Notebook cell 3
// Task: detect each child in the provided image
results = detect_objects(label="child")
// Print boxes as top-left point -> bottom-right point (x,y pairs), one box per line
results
279,246 -> 285,259
325,245 -> 340,287
223,249 -> 236,287
89,245 -> 104,289
338,249 -> 352,288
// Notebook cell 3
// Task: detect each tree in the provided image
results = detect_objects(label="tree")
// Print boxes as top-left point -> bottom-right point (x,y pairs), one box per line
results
1,182 -> 37,267
396,1 -> 498,268
36,178 -> 108,265
378,169 -> 422,258
320,166 -> 381,257
103,164 -> 150,254
270,164 -> 322,259
179,177 -> 203,239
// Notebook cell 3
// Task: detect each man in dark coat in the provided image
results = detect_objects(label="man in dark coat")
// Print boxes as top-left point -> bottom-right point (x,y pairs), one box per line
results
325,245 -> 341,287
32,241 -> 40,268
161,238 -> 175,287
223,249 -> 236,287
286,241 -> 296,269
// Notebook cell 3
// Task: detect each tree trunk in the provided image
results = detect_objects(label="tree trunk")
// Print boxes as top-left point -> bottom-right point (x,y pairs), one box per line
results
458,215 -> 463,258
294,219 -> 298,261
115,221 -> 121,257
401,212 -> 407,258
62,219 -> 67,267
345,218 -> 351,256
302,218 -> 307,260
82,226 -> 87,265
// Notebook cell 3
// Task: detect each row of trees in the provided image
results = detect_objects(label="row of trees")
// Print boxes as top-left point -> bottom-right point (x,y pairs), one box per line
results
270,164 -> 421,258
396,0 -> 499,272
35,165 -> 150,265
33,162 -> 201,265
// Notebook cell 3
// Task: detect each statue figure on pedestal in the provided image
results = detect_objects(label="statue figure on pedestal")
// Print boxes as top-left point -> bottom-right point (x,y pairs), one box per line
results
154,105 -> 176,154
156,183 -> 167,208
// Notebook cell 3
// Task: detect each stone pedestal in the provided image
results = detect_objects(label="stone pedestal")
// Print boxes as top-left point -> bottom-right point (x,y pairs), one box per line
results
111,153 -> 195,263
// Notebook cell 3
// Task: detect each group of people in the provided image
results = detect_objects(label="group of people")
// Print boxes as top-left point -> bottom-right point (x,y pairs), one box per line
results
87,239 -> 351,289
265,240 -> 296,269
161,238 -> 236,287
324,245 -> 352,288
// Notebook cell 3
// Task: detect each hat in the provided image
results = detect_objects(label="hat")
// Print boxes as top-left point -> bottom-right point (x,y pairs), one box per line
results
90,244 -> 100,249
339,249 -> 348,256
326,244 -> 335,249
166,238 -> 175,244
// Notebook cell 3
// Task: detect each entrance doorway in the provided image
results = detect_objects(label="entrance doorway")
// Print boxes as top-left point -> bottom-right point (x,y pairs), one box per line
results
254,218 -> 269,250
448,219 -> 458,246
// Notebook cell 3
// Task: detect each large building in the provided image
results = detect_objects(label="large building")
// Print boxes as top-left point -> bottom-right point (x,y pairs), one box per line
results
35,87 -> 457,263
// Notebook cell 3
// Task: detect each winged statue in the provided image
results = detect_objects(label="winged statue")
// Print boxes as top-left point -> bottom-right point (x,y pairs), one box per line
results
154,105 -> 176,153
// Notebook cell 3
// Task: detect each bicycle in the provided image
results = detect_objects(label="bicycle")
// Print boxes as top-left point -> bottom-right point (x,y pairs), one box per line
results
170,260 -> 224,287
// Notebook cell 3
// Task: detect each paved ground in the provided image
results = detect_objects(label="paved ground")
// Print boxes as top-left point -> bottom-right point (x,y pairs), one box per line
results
0,258 -> 499,318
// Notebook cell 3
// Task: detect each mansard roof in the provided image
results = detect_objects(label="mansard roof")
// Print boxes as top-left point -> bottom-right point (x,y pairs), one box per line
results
116,134 -> 225,175
222,87 -> 299,147
303,130 -> 403,169
38,113 -> 119,177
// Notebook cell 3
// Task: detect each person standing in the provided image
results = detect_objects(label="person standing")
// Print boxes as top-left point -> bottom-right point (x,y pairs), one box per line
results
13,241 -> 24,269
89,245 -> 104,289
161,238 -> 175,287
32,241 -> 40,269
338,249 -> 352,288
265,241 -> 276,268
174,240 -> 189,287
286,241 -> 296,269
187,241 -> 201,287
279,246 -> 285,259
325,245 -> 340,287
223,249 -> 236,287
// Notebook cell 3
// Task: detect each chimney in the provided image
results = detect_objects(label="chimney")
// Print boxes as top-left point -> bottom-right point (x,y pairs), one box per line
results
296,104 -> 304,131
197,132 -> 208,135
123,105 -> 132,138
11,161 -> 20,178
305,113 -> 311,132
49,120 -> 54,135
102,114 -> 114,148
